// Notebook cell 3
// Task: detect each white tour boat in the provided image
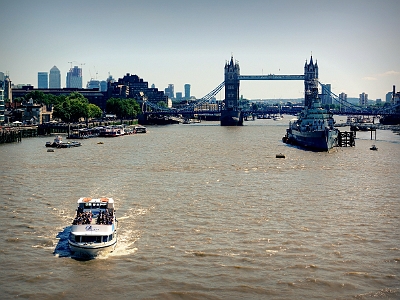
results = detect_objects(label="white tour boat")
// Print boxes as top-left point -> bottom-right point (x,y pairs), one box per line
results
68,197 -> 118,258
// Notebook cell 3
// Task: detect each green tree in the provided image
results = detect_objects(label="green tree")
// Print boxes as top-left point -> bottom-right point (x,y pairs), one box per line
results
157,101 -> 167,108
53,92 -> 101,122
106,97 -> 141,120
88,103 -> 103,119
25,91 -> 47,105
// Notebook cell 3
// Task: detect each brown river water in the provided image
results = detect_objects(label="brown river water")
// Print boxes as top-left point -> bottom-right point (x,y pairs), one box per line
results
0,117 -> 399,299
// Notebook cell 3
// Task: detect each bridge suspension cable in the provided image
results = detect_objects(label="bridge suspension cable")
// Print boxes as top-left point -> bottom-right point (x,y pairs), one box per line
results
318,81 -> 364,112
141,81 -> 225,113
319,81 -> 399,115
177,81 -> 225,112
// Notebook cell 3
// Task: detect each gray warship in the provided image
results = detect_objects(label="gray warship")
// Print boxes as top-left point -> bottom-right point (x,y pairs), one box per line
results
283,56 -> 339,151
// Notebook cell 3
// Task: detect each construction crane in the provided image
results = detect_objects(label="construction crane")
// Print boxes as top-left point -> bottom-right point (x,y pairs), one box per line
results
67,61 -> 85,69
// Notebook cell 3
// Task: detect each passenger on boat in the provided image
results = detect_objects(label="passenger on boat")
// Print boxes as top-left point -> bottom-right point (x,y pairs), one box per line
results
72,211 -> 93,225
96,210 -> 114,225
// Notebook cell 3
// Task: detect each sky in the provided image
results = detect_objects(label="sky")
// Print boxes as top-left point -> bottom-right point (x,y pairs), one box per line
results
1,0 -> 399,101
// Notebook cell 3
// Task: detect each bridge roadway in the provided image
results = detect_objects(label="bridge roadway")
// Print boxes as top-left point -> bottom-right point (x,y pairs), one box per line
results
238,75 -> 305,81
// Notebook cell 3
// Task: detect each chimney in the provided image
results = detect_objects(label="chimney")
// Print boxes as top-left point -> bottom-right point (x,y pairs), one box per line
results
394,85 -> 396,102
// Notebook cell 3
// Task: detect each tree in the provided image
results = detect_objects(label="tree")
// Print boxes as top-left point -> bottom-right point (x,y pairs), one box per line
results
88,103 -> 103,119
25,91 -> 47,104
53,92 -> 102,122
106,97 -> 141,120
157,101 -> 167,108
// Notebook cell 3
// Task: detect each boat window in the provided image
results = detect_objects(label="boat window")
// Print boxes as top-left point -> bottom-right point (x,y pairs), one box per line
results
96,236 -> 101,243
81,236 -> 99,243
109,234 -> 113,241
70,233 -> 78,242
84,203 -> 91,208
103,236 -> 108,242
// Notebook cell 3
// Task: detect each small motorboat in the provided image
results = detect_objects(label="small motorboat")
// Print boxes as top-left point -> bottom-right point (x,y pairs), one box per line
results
45,135 -> 63,147
370,145 -> 378,151
45,136 -> 81,148
134,125 -> 147,133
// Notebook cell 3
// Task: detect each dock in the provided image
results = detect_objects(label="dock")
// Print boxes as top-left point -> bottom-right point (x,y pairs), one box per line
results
0,128 -> 22,144
337,131 -> 355,147
0,126 -> 40,144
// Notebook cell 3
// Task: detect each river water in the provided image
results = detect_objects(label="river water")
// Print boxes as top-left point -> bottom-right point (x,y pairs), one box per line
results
0,118 -> 399,300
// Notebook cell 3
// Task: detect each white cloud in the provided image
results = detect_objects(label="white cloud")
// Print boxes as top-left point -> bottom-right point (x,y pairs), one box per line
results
378,70 -> 400,77
363,76 -> 377,81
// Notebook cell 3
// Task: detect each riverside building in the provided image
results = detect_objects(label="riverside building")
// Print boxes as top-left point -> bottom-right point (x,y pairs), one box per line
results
109,73 -> 168,106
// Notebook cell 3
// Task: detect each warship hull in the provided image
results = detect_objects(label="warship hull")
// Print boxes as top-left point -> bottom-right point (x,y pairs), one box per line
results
285,128 -> 339,151
220,110 -> 243,126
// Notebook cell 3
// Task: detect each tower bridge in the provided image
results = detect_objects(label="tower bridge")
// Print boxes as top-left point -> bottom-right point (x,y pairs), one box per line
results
141,55 -> 399,125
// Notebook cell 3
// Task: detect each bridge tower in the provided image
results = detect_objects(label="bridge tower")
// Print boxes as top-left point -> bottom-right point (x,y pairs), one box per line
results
221,56 -> 243,125
304,55 -> 319,108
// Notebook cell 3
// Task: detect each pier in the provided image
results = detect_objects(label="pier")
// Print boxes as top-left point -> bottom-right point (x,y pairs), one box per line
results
0,128 -> 22,144
337,131 -> 355,147
0,126 -> 40,144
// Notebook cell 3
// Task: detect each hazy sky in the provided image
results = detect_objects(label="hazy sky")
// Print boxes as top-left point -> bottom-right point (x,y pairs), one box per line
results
1,0 -> 399,100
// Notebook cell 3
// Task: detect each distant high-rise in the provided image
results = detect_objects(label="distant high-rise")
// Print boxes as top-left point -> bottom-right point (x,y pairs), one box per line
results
320,84 -> 332,105
0,88 -> 4,124
66,66 -> 82,88
164,84 -> 174,99
38,72 -> 48,89
359,92 -> 368,107
100,80 -> 107,92
184,84 -> 191,100
86,79 -> 100,90
0,74 -> 12,103
339,92 -> 347,111
339,92 -> 347,103
393,85 -> 400,105
49,66 -> 61,88
386,91 -> 392,103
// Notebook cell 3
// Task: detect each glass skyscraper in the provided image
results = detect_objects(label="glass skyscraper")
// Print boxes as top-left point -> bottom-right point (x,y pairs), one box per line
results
66,66 -> 82,88
184,84 -> 191,100
49,66 -> 61,88
38,72 -> 48,88
0,88 -> 4,124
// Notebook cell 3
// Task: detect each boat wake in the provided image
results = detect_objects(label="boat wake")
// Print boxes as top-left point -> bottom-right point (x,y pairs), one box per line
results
53,226 -> 73,258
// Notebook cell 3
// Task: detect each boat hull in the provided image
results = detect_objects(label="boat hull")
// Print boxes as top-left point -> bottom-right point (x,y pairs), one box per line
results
68,238 -> 117,258
286,128 -> 338,151
220,110 -> 243,126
